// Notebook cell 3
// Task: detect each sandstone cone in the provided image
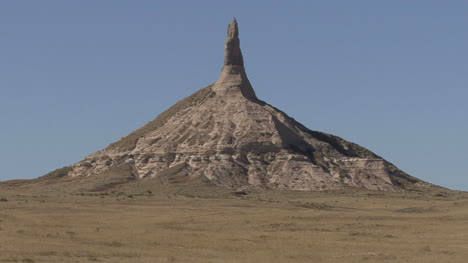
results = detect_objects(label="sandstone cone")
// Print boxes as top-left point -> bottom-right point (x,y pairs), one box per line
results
45,19 -> 427,191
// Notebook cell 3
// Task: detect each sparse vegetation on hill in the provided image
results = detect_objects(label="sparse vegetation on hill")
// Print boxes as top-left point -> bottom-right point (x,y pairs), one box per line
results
106,85 -> 215,152
40,166 -> 73,180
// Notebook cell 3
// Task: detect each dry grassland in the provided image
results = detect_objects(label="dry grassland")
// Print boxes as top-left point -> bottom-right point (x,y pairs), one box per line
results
0,182 -> 467,263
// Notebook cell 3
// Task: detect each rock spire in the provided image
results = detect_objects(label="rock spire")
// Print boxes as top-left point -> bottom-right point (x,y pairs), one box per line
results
217,18 -> 257,100
224,18 -> 244,66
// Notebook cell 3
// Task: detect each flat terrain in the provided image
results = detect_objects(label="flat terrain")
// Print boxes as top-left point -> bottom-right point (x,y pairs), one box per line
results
0,180 -> 467,263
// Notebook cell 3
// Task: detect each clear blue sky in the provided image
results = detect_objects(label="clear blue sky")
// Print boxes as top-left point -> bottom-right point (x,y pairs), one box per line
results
1,1 -> 467,190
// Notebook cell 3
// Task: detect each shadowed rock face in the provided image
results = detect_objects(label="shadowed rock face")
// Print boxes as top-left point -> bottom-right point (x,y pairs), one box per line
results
47,19 -> 428,191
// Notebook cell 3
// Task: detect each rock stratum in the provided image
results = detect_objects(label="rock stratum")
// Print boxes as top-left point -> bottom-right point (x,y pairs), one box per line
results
45,19 -> 428,191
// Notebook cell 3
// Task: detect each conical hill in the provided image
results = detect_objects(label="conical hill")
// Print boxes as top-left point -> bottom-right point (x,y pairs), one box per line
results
44,19 -> 428,191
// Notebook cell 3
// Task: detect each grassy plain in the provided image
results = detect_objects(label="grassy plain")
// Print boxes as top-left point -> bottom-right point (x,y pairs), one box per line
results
0,178 -> 467,263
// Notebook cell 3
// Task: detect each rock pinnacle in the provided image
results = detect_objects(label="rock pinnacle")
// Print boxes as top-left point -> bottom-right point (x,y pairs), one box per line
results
224,18 -> 243,66
217,18 -> 257,100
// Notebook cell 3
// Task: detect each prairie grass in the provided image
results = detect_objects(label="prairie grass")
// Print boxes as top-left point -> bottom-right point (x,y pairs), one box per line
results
0,182 -> 467,262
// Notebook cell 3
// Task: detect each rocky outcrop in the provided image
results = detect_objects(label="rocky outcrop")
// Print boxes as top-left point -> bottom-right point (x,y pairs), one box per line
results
45,19 -> 428,191
224,18 -> 244,66
216,18 -> 257,100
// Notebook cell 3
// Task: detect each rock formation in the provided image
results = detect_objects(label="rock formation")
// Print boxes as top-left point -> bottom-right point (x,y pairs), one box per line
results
45,19 -> 427,191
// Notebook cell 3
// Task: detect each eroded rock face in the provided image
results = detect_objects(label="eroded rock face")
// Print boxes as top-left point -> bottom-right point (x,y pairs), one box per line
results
53,19 -> 426,191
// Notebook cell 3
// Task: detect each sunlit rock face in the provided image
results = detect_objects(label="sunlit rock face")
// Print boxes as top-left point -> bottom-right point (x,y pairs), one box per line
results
54,19 -> 426,191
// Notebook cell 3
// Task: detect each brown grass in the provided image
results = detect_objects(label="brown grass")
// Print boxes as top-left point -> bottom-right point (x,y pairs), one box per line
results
0,181 -> 467,262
